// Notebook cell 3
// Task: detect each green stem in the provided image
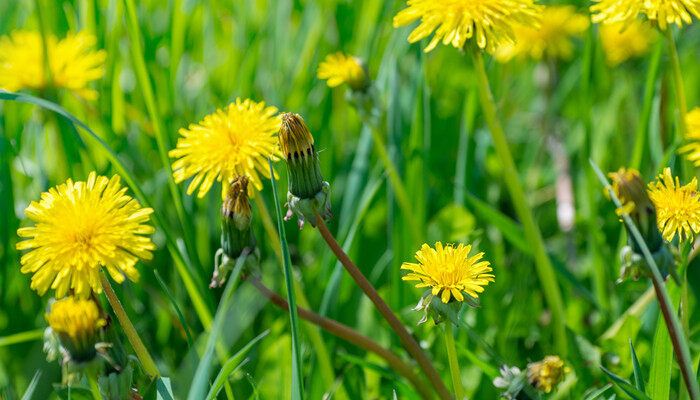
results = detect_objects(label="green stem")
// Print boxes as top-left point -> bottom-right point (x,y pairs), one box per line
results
630,39 -> 664,169
444,323 -> 464,400
663,28 -> 688,140
87,369 -> 103,400
122,0 -> 202,275
100,271 -> 160,379
469,48 -> 567,355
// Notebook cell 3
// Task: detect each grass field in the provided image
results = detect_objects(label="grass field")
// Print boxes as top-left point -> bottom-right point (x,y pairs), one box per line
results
1,0 -> 700,399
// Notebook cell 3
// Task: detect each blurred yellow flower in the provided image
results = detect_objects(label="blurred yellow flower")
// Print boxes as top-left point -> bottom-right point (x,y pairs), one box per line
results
527,355 -> 569,393
599,20 -> 655,66
648,167 -> 700,241
393,0 -> 542,53
0,30 -> 106,99
16,172 -> 155,299
317,52 -> 368,91
402,242 -> 494,303
169,98 -> 282,199
46,296 -> 106,359
591,0 -> 699,30
679,108 -> 700,165
495,6 -> 589,62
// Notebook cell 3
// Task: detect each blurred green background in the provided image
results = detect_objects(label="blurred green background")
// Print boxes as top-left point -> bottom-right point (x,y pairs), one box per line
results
1,0 -> 699,398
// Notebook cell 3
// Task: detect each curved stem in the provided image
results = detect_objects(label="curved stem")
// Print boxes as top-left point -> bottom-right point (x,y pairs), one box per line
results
444,324 -> 464,399
249,278 -> 435,400
316,217 -> 451,400
663,28 -> 688,140
469,48 -> 567,356
100,271 -> 160,379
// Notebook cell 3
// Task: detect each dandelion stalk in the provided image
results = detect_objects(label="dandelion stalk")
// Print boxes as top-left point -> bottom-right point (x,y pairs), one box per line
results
469,47 -> 567,355
249,277 -> 436,400
100,271 -> 160,379
663,28 -> 688,139
444,323 -> 465,399
315,216 -> 452,400
86,368 -> 103,400
591,161 -> 700,399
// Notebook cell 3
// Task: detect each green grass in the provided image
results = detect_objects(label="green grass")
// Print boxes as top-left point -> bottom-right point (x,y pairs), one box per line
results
1,0 -> 700,399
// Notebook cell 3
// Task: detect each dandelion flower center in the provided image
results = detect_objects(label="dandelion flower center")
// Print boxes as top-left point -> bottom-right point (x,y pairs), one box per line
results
16,172 -> 155,299
402,242 -> 494,303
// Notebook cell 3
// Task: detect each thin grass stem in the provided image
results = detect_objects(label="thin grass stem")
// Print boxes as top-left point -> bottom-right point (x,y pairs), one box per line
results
444,323 -> 464,399
663,28 -> 688,140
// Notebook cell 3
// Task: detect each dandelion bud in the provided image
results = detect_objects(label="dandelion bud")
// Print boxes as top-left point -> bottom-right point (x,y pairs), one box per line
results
214,176 -> 258,287
493,365 -> 531,400
46,296 -> 106,363
279,112 -> 331,229
608,168 -> 662,253
526,356 -> 569,394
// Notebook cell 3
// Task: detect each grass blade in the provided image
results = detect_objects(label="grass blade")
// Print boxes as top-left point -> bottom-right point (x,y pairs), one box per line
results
600,366 -> 652,400
629,339 -> 646,393
268,157 -> 304,400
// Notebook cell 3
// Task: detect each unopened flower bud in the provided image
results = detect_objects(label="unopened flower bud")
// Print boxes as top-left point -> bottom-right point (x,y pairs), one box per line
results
279,113 -> 331,229
46,296 -> 106,363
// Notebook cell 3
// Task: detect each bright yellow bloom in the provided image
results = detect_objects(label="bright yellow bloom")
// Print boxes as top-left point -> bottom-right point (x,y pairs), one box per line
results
599,20 -> 655,66
17,172 -> 155,299
527,356 -> 570,393
647,167 -> 700,242
170,98 -> 283,199
0,30 -> 106,100
317,52 -> 368,91
591,0 -> 700,30
402,242 -> 494,303
679,108 -> 700,165
46,296 -> 106,347
393,0 -> 542,53
495,6 -> 589,62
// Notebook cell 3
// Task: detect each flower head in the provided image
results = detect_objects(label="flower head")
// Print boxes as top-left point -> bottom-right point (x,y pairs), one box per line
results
17,172 -> 155,299
317,52 -> 368,91
679,108 -> 700,165
402,242 -> 494,303
0,30 -> 106,99
170,98 -> 282,199
591,0 -> 700,30
495,6 -> 589,62
647,168 -> 700,242
393,0 -> 542,53
527,356 -> 569,393
46,296 -> 106,362
599,20 -> 655,66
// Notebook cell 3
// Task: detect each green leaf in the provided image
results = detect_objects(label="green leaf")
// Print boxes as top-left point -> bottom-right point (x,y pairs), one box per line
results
54,385 -> 92,400
156,377 -> 175,400
268,157 -> 304,400
600,366 -> 652,400
582,383 -> 613,400
21,371 -> 42,400
629,339 -> 646,393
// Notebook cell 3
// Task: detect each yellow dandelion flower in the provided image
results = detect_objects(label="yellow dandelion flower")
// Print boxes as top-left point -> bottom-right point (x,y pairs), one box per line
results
599,20 -> 655,66
16,172 -> 155,299
647,167 -> 700,241
46,296 -> 106,360
401,242 -> 494,304
679,108 -> 700,165
495,6 -> 589,62
591,0 -> 700,30
527,355 -> 570,393
169,98 -> 282,199
0,30 -> 106,100
317,52 -> 368,91
392,0 -> 542,53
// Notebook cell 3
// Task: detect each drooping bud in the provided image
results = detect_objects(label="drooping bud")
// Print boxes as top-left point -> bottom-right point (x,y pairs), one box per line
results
45,296 -> 106,363
493,365 -> 532,400
213,175 -> 258,287
526,356 -> 570,394
279,113 -> 331,229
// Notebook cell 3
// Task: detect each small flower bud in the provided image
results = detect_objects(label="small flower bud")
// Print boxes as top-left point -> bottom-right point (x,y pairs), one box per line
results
46,296 -> 106,363
279,113 -> 331,228
526,356 -> 570,394
493,365 -> 531,400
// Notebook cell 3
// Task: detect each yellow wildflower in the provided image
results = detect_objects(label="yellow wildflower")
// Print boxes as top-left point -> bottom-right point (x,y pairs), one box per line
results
591,0 -> 699,30
17,172 -> 155,299
647,167 -> 700,241
527,355 -> 569,393
46,296 -> 106,361
393,0 -> 542,53
317,52 -> 368,91
679,108 -> 700,165
495,6 -> 589,62
0,30 -> 106,99
599,20 -> 655,66
402,242 -> 494,303
169,98 -> 283,199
